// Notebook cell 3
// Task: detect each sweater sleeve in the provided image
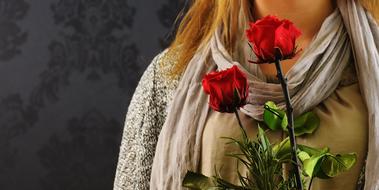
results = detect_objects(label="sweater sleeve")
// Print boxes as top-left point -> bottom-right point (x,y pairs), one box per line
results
113,51 -> 172,190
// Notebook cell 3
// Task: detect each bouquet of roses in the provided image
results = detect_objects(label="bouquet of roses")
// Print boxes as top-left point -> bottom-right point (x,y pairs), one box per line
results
182,16 -> 357,190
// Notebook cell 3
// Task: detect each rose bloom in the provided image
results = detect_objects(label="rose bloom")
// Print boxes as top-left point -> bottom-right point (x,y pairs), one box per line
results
202,65 -> 249,113
246,15 -> 302,63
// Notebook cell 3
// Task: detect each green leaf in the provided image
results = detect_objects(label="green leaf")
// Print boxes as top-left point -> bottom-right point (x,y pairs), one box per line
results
298,145 -> 329,157
182,171 -> 215,190
281,114 -> 288,130
273,137 -> 291,160
258,127 -> 271,151
320,153 -> 357,178
297,151 -> 310,162
300,145 -> 330,177
303,153 -> 326,177
300,144 -> 357,179
262,102 -> 320,136
263,101 -> 288,131
293,112 -> 320,136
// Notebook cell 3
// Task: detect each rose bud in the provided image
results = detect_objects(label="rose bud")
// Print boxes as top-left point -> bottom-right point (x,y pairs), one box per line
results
202,65 -> 249,113
246,15 -> 302,63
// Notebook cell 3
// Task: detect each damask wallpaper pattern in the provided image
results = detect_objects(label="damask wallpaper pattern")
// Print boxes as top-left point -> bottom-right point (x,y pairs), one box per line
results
0,0 -> 183,189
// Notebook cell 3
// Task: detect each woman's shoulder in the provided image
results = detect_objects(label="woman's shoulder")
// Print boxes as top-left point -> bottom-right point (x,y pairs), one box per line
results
152,48 -> 182,101
127,48 -> 181,115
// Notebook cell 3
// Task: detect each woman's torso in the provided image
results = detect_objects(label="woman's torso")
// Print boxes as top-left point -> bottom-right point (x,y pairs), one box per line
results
200,64 -> 368,189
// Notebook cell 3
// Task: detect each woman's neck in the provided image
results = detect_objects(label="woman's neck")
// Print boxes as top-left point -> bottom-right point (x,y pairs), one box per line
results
253,0 -> 335,77
253,0 -> 335,42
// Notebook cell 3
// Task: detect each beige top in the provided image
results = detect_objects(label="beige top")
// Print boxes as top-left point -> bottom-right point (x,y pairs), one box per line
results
200,82 -> 368,190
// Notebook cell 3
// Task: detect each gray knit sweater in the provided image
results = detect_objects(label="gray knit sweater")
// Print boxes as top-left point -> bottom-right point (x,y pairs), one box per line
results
113,51 -> 180,190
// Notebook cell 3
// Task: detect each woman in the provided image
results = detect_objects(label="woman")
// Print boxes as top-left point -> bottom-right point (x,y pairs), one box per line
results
114,0 -> 379,189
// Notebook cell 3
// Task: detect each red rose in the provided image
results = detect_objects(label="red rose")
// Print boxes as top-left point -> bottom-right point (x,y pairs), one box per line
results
202,65 -> 249,113
246,15 -> 301,63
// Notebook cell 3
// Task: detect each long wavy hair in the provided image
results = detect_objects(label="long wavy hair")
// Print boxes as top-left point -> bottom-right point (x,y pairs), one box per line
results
166,0 -> 378,77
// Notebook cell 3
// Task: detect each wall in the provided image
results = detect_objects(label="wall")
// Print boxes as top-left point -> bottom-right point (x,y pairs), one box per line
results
0,0 -> 183,189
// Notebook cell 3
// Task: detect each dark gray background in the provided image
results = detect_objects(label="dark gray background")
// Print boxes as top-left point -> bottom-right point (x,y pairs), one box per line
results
0,0 -> 183,189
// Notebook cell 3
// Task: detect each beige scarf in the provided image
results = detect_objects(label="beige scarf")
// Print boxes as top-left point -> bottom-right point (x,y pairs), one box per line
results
150,0 -> 379,189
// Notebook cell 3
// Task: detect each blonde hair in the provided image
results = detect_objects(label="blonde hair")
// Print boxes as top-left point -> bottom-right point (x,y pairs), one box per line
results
167,0 -> 379,77
361,0 -> 379,19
